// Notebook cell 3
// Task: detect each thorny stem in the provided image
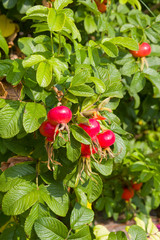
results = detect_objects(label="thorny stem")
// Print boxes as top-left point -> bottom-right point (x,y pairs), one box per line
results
36,159 -> 40,190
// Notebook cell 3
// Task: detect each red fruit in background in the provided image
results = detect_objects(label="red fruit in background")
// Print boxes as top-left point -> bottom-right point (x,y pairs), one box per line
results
97,2 -> 106,13
79,119 -> 100,139
47,106 -> 72,125
132,182 -> 143,191
130,42 -> 151,58
81,143 -> 97,158
39,120 -> 58,137
121,188 -> 134,201
97,130 -> 115,148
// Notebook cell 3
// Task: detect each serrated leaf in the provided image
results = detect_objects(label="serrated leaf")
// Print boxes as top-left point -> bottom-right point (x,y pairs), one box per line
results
90,77 -> 106,93
34,217 -> 68,240
70,125 -> 91,145
40,183 -> 69,217
0,101 -> 25,138
70,203 -> 94,230
26,5 -> 48,15
147,218 -> 159,234
0,225 -> 26,240
25,203 -> 50,237
87,175 -> 103,202
0,164 -> 35,192
92,159 -> 113,176
93,224 -> 110,240
6,59 -> 25,85
100,42 -> 118,58
18,37 -> 34,56
108,37 -> 139,50
47,8 -> 66,32
128,225 -> 147,240
84,15 -> 97,34
69,84 -> 95,97
36,61 -> 52,87
23,102 -> 46,133
113,134 -> 126,163
2,182 -> 39,215
23,54 -> 46,68
66,134 -> 81,162
68,225 -> 91,240
54,0 -> 73,10
71,70 -> 89,86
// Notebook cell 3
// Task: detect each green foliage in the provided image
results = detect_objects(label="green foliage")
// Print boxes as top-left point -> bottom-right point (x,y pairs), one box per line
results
0,0 -> 160,239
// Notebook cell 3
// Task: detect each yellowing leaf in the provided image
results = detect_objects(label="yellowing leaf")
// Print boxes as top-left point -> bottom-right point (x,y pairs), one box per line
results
0,15 -> 17,37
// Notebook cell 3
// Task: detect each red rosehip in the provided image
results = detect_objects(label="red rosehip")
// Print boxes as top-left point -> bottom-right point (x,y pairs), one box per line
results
130,42 -> 151,58
97,2 -> 106,12
97,130 -> 115,148
81,143 -> 97,158
47,106 -> 72,125
79,119 -> 100,140
39,120 -> 58,137
121,188 -> 134,201
132,182 -> 143,191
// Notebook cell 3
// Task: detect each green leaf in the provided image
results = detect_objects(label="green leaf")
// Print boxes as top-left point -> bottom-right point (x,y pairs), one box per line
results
64,17 -> 81,41
109,37 -> 139,50
100,42 -> 118,58
6,59 -> 25,85
71,70 -> 89,87
54,0 -> 73,10
70,203 -> 94,230
108,231 -> 127,240
25,203 -> 50,237
34,217 -> 68,240
0,101 -> 25,138
92,159 -> 113,176
68,225 -> 91,240
93,225 -> 110,240
66,134 -> 81,162
23,102 -> 46,133
2,182 -> 39,215
18,37 -> 34,56
143,68 -> 160,98
90,77 -> 106,94
17,0 -> 33,14
40,183 -> 69,217
47,8 -> 66,32
2,0 -> 17,9
78,0 -> 100,14
128,225 -> 147,240
130,72 -> 145,93
113,134 -> 126,163
70,125 -> 92,145
121,61 -> 139,76
0,34 -> 9,55
87,175 -> 103,203
36,61 -> 52,87
23,54 -> 46,68
26,5 -> 48,15
69,84 -> 95,97
84,15 -> 97,34
0,164 -> 35,192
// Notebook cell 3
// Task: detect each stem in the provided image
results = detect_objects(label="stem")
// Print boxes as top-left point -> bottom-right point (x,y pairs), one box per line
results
58,33 -> 62,56
106,0 -> 113,22
65,228 -> 72,240
139,0 -> 156,17
50,31 -> 54,54
36,159 -> 40,190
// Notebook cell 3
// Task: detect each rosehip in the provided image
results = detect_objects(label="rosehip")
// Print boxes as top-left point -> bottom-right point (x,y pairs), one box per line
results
97,130 -> 115,148
47,106 -> 72,125
79,119 -> 100,140
121,188 -> 134,201
97,2 -> 106,13
81,143 -> 97,158
39,120 -> 58,137
130,42 -> 151,58
132,182 -> 143,191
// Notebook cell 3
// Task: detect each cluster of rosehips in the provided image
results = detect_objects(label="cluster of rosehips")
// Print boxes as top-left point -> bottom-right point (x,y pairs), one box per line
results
39,106 -> 116,173
121,182 -> 143,202
94,0 -> 107,13
39,105 -> 72,142
79,118 -> 115,159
